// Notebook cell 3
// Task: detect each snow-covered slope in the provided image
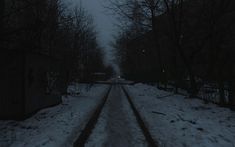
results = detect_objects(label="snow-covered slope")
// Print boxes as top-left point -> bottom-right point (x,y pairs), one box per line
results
0,84 -> 109,147
126,83 -> 235,147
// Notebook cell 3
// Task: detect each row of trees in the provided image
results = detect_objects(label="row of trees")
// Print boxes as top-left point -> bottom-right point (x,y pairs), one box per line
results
1,0 -> 110,85
108,0 -> 235,108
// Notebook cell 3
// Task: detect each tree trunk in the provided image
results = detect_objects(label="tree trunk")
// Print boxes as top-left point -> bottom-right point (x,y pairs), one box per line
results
188,71 -> 197,97
173,46 -> 179,94
229,69 -> 235,110
151,11 -> 165,90
175,35 -> 198,97
163,0 -> 197,97
218,80 -> 226,105
174,86 -> 178,94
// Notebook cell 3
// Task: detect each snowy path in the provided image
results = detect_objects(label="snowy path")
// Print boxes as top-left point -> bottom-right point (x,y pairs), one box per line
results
85,85 -> 148,147
3,81 -> 233,147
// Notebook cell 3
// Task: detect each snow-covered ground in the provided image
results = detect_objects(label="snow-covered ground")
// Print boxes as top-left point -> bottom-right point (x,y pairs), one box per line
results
0,84 -> 109,147
86,85 -> 147,147
2,82 -> 234,147
126,83 -> 235,147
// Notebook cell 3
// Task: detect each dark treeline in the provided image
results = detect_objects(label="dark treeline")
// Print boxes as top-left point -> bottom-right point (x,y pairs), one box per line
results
108,0 -> 235,108
0,0 -> 114,118
1,0 -> 110,84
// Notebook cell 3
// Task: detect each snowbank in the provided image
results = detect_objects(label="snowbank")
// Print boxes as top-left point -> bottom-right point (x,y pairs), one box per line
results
0,84 -> 109,147
126,83 -> 235,147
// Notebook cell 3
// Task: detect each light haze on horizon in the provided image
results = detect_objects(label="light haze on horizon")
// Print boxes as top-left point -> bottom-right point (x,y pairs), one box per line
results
65,0 -> 119,73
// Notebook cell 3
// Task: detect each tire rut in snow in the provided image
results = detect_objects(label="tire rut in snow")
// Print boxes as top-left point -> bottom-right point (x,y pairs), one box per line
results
105,85 -> 134,146
122,86 -> 158,147
86,85 -> 147,147
73,85 -> 112,147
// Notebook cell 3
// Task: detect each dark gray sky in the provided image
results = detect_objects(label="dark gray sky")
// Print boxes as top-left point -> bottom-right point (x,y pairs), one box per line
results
66,0 -> 118,67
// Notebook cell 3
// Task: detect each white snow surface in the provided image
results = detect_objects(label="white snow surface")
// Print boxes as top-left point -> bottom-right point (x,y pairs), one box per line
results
0,84 -> 109,147
126,83 -> 235,147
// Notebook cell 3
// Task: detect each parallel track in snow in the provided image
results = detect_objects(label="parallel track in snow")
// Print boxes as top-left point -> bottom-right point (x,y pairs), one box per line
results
73,84 -> 158,147
73,85 -> 112,147
121,86 -> 158,147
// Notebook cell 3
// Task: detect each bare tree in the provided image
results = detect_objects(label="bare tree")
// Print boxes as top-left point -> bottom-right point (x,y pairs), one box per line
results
162,0 -> 199,96
203,0 -> 234,106
106,0 -> 170,86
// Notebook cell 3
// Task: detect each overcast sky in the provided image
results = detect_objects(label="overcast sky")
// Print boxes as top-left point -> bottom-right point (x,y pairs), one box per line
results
65,0 -> 118,67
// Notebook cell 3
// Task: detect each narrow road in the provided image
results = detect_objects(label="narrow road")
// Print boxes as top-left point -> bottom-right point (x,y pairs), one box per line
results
85,84 -> 148,147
